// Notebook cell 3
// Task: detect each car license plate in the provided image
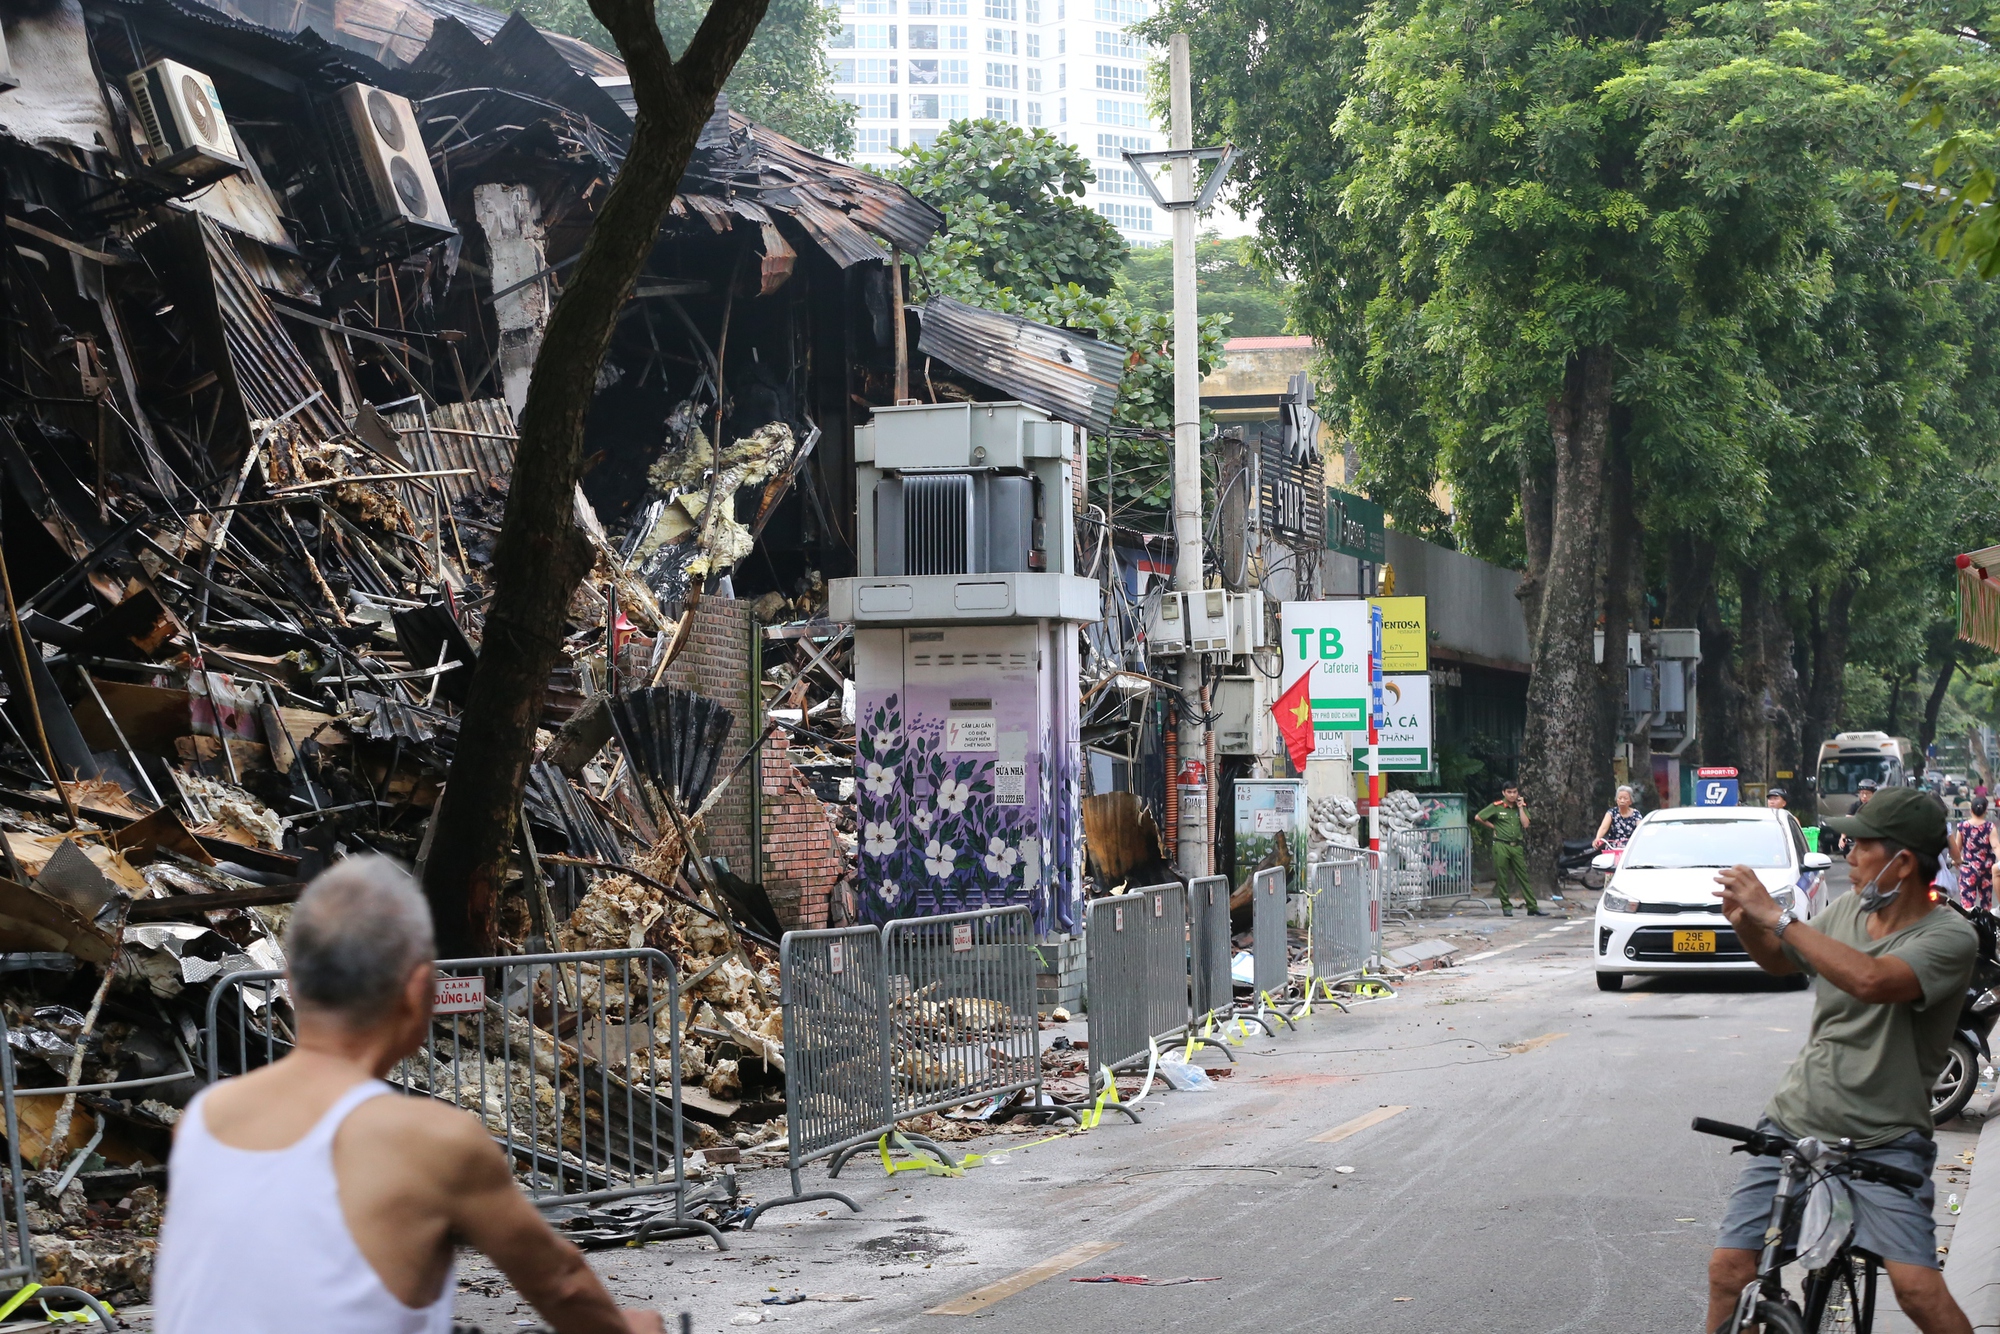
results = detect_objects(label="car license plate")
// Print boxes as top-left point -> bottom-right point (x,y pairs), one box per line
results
1673,930 -> 1717,954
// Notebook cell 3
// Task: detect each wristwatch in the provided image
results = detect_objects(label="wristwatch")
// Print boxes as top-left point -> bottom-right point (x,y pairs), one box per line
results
1774,908 -> 1798,939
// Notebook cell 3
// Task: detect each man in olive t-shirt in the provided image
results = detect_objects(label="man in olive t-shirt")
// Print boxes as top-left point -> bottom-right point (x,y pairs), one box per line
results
1704,786 -> 1978,1334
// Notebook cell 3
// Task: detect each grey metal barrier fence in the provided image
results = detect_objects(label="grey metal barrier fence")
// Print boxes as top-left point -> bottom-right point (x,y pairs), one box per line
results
745,926 -> 892,1226
1404,825 -> 1478,911
1187,873 -> 1232,1026
882,905 -> 1043,1124
207,949 -> 722,1247
1081,884 -> 1181,1116
1249,866 -> 1296,1028
1307,857 -> 1371,992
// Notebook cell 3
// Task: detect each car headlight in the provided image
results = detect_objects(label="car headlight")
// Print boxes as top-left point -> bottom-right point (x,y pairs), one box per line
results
1601,888 -> 1637,914
1771,888 -> 1795,911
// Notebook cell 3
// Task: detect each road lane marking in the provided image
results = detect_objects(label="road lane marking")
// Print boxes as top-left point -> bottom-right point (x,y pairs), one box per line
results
1500,1032 -> 1569,1054
1462,943 -> 1525,962
1309,1104 -> 1410,1144
926,1241 -> 1120,1315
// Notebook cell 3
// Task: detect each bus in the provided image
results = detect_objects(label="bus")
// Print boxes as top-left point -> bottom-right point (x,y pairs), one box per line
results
1815,731 -> 1916,817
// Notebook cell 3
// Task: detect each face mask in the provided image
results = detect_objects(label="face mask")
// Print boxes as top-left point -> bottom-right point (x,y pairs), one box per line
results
1857,855 -> 1909,914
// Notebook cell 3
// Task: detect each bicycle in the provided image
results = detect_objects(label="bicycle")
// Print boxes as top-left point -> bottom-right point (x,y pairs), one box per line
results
1694,1117 -> 1930,1333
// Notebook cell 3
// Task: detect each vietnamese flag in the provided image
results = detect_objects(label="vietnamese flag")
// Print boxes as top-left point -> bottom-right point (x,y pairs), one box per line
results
1273,666 -> 1316,772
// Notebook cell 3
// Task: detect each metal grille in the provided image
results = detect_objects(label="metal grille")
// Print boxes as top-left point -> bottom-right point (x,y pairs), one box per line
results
1307,857 -> 1372,984
207,950 -> 695,1211
905,473 -> 974,574
1141,882 -> 1190,1042
1085,888 -> 1158,1079
883,906 -> 1042,1121
779,928 -> 894,1170
1251,866 -> 1289,1001
1186,873 -> 1232,1023
1390,825 -> 1476,910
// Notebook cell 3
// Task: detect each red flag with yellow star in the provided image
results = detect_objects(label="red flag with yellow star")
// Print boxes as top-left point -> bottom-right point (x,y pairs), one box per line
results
1273,666 -> 1316,771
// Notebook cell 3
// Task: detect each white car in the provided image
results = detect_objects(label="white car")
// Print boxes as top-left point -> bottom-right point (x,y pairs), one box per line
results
1595,807 -> 1833,992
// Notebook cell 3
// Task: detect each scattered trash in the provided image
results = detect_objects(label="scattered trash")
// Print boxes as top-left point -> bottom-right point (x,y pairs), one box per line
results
1156,1059 -> 1215,1092
1335,1166 -> 1357,1174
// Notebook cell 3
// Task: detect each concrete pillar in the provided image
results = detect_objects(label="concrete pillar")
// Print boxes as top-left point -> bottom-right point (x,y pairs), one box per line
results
473,183 -> 549,417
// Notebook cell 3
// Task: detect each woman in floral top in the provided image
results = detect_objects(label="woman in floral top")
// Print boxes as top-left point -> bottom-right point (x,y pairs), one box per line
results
1955,796 -> 1994,913
1593,784 -> 1642,848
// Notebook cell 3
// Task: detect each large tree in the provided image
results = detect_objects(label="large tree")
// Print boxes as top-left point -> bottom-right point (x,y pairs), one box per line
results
521,0 -> 854,153
424,0 -> 772,955
1157,0 -> 2000,876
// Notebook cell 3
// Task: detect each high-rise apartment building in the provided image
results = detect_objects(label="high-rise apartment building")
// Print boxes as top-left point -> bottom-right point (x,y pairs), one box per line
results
825,0 -> 1166,243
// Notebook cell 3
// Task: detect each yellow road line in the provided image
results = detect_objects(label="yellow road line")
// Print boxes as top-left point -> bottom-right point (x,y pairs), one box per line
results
1309,1104 -> 1410,1144
925,1240 -> 1121,1316
1502,1031 -> 1569,1054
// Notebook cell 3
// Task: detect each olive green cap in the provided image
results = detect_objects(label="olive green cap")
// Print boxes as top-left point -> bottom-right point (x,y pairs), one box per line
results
1821,785 -> 1948,859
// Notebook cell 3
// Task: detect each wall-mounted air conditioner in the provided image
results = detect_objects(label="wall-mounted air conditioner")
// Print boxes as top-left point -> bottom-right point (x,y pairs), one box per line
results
125,60 -> 246,183
326,83 -> 455,249
873,472 -> 1044,576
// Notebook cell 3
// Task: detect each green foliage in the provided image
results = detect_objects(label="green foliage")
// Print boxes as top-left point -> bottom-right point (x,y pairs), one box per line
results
890,122 -> 1230,522
516,0 -> 854,154
1892,3 -> 2000,280
1117,232 -> 1294,337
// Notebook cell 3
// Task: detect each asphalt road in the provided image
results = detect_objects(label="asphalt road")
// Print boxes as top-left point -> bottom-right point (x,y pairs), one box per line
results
450,864 -> 1985,1334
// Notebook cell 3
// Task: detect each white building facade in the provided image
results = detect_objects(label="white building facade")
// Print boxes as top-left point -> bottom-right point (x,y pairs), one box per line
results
826,0 -> 1166,242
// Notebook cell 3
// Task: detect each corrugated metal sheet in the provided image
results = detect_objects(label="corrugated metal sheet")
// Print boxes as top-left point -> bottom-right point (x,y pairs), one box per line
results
385,398 -> 518,502
199,217 -> 348,461
679,112 -> 944,264
915,297 -> 1130,437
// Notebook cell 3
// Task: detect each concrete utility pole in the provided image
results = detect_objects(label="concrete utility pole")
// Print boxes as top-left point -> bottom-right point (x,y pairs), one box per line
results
1168,33 -> 1209,880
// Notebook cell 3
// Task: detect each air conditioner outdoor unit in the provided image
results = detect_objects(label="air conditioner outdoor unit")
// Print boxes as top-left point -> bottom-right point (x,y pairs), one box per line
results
125,60 -> 245,183
326,83 -> 455,248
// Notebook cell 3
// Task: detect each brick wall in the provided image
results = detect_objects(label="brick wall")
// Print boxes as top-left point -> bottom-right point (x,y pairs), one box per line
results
651,597 -> 756,877
760,731 -> 842,931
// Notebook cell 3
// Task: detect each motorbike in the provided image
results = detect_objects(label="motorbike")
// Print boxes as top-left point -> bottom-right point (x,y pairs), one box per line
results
1559,838 -> 1621,891
1935,898 -> 2000,1124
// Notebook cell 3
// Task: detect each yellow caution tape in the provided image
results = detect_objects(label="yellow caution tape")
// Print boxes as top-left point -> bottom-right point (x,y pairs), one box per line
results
1075,1066 -> 1124,1130
877,1131 -> 964,1178
0,1285 -> 41,1323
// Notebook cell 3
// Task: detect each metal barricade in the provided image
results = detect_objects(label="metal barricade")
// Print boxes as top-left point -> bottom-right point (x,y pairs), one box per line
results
746,926 -> 892,1225
207,949 -> 720,1246
1187,874 -> 1232,1025
1082,883 -> 1184,1113
1307,856 -> 1371,988
882,905 -> 1043,1122
1249,866 -> 1295,1026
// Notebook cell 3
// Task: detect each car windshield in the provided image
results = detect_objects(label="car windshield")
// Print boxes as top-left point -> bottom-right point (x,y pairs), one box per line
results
1820,756 -> 1891,796
1621,818 -> 1790,870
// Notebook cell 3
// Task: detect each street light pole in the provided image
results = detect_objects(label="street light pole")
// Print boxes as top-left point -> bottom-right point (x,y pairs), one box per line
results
1168,33 -> 1209,879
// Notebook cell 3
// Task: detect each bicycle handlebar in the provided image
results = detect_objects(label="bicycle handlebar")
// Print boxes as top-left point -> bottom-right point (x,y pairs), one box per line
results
1691,1117 -> 1928,1191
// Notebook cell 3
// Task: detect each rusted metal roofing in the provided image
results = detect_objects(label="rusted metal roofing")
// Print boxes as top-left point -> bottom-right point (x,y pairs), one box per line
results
199,218 -> 349,455
680,112 -> 943,264
915,297 -> 1130,437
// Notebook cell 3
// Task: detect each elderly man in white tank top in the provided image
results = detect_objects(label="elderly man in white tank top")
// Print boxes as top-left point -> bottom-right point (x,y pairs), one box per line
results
154,856 -> 662,1334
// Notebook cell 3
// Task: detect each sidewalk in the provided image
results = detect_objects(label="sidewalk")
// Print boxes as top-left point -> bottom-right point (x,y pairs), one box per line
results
1945,1087 -> 2000,1330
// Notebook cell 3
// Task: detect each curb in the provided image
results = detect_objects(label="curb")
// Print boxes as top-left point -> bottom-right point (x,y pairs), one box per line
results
1949,1106 -> 2000,1330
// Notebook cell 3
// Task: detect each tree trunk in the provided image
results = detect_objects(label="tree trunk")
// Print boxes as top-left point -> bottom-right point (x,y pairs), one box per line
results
1695,573 -> 1737,771
1518,447 -> 1554,659
1736,573 -> 1772,782
1885,670 -> 1909,737
1521,347 -> 1613,895
1918,652 -> 1959,773
1801,577 -> 1854,818
1598,432 -> 1637,809
422,0 -> 773,955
